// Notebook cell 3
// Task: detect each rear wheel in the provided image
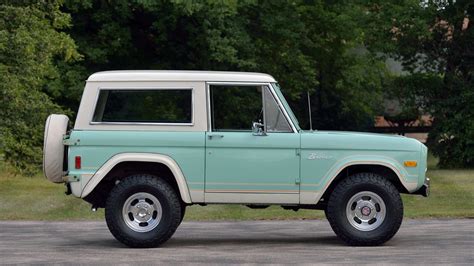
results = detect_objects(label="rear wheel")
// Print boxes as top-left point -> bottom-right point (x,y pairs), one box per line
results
105,174 -> 181,248
325,173 -> 403,246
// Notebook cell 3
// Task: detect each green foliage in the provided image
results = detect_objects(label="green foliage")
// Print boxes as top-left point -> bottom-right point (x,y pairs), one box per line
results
4,0 -> 471,172
427,77 -> 474,168
362,0 -> 474,168
61,0 -> 387,130
0,2 -> 80,174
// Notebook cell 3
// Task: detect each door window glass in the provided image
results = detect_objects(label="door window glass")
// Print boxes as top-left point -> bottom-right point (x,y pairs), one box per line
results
210,84 -> 292,132
210,85 -> 262,131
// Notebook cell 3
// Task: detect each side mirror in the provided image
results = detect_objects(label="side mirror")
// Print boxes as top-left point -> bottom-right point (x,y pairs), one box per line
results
252,121 -> 267,136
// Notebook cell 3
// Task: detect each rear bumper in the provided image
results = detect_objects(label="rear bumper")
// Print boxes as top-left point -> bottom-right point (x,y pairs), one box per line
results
413,177 -> 430,197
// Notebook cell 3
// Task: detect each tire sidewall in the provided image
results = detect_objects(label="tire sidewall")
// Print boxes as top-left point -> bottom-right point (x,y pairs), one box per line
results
106,177 -> 180,246
43,114 -> 69,183
329,176 -> 403,243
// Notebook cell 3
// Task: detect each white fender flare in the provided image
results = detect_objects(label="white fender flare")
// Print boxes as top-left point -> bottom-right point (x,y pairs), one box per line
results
303,158 -> 418,205
319,156 -> 418,196
81,153 -> 192,203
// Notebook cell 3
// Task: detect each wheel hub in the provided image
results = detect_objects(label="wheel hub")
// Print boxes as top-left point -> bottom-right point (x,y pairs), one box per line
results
135,203 -> 152,221
361,205 -> 372,216
122,192 -> 162,232
346,191 -> 386,231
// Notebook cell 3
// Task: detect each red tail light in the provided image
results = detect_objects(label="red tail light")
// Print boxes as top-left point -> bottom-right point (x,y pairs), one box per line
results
75,156 -> 81,169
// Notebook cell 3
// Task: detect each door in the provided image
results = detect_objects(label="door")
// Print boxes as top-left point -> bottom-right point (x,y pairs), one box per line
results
205,84 -> 300,204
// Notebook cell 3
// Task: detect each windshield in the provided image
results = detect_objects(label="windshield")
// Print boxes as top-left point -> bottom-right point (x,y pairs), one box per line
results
271,83 -> 301,131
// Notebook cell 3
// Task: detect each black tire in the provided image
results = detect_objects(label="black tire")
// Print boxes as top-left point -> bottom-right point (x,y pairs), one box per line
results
180,203 -> 186,225
105,174 -> 182,248
325,173 -> 403,246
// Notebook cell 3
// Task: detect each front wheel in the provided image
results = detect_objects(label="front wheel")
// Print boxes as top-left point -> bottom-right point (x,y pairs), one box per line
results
105,174 -> 182,248
325,173 -> 403,246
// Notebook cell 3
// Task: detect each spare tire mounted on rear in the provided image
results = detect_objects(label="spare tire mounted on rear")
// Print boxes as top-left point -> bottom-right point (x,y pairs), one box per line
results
43,114 -> 69,183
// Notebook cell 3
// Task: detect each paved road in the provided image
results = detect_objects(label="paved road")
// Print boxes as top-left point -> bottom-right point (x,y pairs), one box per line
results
0,219 -> 472,264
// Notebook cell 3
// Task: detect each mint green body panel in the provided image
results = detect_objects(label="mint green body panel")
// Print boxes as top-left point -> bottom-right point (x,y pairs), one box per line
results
68,129 -> 426,203
67,123 -> 426,204
67,130 -> 206,196
205,132 -> 300,196
300,131 -> 422,193
63,74 -> 427,206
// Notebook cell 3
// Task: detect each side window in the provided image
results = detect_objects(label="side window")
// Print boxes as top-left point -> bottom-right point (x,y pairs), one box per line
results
92,89 -> 192,123
209,84 -> 292,132
210,85 -> 262,131
263,87 -> 292,132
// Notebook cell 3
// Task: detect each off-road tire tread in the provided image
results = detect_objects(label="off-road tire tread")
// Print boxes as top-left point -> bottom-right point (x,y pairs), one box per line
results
105,174 -> 181,248
326,172 -> 403,246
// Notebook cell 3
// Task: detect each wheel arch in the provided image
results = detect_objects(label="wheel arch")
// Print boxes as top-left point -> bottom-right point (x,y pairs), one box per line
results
318,159 -> 415,206
81,153 -> 192,206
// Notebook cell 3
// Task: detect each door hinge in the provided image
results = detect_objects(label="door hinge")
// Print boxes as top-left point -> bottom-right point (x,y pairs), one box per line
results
295,176 -> 301,184
62,135 -> 72,145
295,148 -> 301,156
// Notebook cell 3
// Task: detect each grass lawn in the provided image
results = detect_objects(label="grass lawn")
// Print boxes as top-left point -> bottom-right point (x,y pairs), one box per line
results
1,155 -> 473,221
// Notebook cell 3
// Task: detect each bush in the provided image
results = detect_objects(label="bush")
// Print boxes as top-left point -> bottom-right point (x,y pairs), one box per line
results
0,3 -> 79,175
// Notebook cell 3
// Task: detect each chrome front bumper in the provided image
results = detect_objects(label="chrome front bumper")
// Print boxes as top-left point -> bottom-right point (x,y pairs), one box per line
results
414,177 -> 430,197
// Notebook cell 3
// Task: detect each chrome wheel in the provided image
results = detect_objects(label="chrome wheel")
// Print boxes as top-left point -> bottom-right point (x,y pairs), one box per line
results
345,191 -> 386,231
122,192 -> 162,233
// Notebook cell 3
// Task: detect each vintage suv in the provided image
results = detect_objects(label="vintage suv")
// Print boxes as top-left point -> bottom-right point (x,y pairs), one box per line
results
43,71 -> 429,247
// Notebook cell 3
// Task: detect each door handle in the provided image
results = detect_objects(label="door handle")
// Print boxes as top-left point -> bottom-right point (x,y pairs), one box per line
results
208,134 -> 224,140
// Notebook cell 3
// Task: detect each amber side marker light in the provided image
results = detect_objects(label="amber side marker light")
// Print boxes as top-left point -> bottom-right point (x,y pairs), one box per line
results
404,161 -> 417,167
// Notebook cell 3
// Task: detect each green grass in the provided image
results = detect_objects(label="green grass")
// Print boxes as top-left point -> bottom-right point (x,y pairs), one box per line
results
1,155 -> 473,221
0,165 -> 104,220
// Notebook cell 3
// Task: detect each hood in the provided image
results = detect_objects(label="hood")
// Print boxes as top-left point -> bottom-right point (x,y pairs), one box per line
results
301,130 -> 422,152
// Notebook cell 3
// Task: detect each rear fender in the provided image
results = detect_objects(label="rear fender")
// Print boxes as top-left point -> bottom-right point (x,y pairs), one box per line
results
81,153 -> 192,203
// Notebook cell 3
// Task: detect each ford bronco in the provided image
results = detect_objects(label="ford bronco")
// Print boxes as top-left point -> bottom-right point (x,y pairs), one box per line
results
43,71 -> 429,247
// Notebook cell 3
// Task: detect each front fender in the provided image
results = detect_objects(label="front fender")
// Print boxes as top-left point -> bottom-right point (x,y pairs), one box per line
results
300,153 -> 419,204
80,153 -> 192,203
320,155 -> 418,193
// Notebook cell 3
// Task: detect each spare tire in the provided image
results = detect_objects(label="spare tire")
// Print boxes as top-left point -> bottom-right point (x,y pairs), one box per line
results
43,114 -> 69,183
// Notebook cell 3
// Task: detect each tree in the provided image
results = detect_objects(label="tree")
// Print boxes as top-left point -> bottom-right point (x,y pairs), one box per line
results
1,0 -> 398,173
0,1 -> 80,174
62,0 -> 388,130
362,0 -> 474,168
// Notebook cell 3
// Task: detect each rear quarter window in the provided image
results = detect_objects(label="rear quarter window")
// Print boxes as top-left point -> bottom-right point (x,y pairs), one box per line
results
92,89 -> 193,124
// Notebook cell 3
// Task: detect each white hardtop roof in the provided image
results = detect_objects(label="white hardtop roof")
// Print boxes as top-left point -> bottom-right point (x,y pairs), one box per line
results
87,70 -> 276,83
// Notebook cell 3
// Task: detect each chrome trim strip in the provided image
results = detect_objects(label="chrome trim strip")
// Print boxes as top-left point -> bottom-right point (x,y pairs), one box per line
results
262,86 -> 266,131
206,82 -> 272,86
205,182 -> 297,186
89,121 -> 194,126
206,83 -> 212,132
89,87 -> 195,126
205,189 -> 298,194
